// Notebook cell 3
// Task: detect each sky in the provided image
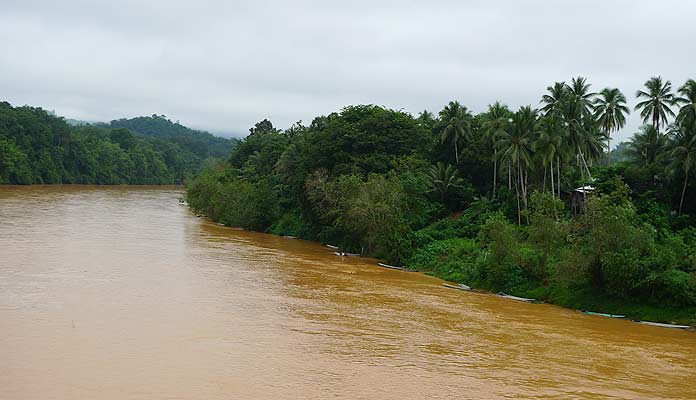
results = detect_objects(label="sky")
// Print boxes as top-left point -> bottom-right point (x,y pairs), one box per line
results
1,1 -> 695,142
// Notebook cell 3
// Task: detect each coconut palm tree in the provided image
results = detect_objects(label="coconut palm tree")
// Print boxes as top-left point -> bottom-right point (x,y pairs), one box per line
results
567,76 -> 596,117
480,101 -> 512,198
675,79 -> 696,124
417,110 -> 436,129
535,115 -> 565,198
627,125 -> 668,167
438,101 -> 472,164
559,95 -> 594,180
669,120 -> 696,214
427,162 -> 464,203
627,124 -> 668,187
594,88 -> 630,162
635,76 -> 677,132
541,82 -> 567,115
499,106 -> 536,224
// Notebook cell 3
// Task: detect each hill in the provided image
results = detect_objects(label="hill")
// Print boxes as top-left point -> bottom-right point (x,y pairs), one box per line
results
108,115 -> 236,159
0,102 -> 236,184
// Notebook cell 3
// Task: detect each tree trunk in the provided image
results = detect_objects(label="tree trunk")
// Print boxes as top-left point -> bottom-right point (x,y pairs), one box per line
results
543,166 -> 547,192
679,171 -> 689,214
514,166 -> 521,225
557,156 -> 561,198
518,160 -> 528,224
492,148 -> 497,199
579,147 -> 593,180
550,157 -> 555,199
454,141 -> 459,164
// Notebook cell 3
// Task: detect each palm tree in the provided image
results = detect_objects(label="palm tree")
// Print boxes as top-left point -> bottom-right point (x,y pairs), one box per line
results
594,88 -> 630,162
541,82 -> 567,115
417,110 -> 436,129
535,115 -> 565,198
635,76 -> 677,133
627,125 -> 668,167
675,79 -> 696,124
669,120 -> 696,214
559,95 -> 594,180
481,102 -> 512,198
499,106 -> 536,224
438,101 -> 471,164
567,76 -> 596,117
427,162 -> 464,203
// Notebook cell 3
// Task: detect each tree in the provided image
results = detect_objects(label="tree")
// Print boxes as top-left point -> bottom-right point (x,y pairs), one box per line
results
499,106 -> 536,224
628,125 -> 668,167
438,101 -> 472,164
676,79 -> 696,124
248,119 -> 277,135
535,115 -> 565,198
427,162 -> 463,203
540,82 -> 567,115
635,76 -> 677,133
594,88 -> 629,161
669,120 -> 696,214
416,110 -> 436,130
567,76 -> 596,117
480,102 -> 512,199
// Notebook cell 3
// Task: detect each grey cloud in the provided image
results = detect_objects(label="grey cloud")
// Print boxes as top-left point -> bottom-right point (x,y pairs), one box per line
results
1,0 -> 694,142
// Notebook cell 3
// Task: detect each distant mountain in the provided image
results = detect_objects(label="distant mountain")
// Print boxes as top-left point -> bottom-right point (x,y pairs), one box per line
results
108,115 -> 237,159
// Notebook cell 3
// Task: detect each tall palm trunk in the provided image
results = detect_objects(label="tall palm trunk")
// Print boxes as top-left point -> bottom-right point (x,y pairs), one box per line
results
679,171 -> 689,214
518,159 -> 528,224
492,148 -> 497,199
550,157 -> 555,199
454,141 -> 459,164
578,147 -> 592,180
514,167 -> 521,225
543,166 -> 547,191
557,156 -> 561,198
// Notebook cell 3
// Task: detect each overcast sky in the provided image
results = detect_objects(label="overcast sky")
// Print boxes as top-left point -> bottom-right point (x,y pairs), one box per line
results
1,1 -> 694,142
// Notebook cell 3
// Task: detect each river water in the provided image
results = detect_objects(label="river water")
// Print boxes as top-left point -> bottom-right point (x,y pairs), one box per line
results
0,186 -> 694,400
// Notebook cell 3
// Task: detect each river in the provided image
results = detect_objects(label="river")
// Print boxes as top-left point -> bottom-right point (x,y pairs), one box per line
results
1,185 -> 694,400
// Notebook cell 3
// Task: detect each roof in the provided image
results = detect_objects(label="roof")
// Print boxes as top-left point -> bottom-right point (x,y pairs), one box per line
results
572,185 -> 595,194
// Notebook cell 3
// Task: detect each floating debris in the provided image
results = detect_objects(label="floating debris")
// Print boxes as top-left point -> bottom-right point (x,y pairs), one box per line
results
443,283 -> 472,292
636,321 -> 691,329
497,293 -> 542,304
377,262 -> 413,272
582,311 -> 626,318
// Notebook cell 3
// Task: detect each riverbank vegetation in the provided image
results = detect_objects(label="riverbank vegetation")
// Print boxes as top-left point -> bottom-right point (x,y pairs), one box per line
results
0,102 -> 237,184
197,77 -> 692,324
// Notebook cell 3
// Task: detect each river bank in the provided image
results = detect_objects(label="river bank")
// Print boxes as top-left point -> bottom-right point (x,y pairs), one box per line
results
198,210 -> 695,329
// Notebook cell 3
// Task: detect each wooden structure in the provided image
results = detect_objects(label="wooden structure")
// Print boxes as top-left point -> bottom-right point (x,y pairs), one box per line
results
570,185 -> 594,215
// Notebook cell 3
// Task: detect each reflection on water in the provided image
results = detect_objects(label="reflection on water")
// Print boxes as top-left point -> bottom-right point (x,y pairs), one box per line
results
1,185 -> 694,399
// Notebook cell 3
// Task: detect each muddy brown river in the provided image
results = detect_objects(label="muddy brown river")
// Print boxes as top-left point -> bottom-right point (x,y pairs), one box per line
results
1,186 -> 694,399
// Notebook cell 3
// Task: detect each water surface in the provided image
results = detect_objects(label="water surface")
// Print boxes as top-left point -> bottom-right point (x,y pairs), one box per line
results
1,186 -> 694,399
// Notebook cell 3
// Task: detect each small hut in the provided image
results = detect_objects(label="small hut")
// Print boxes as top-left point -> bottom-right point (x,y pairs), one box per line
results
570,185 -> 594,215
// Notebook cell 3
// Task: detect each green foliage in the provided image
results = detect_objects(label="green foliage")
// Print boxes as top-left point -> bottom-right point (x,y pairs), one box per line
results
181,88 -> 696,323
0,102 -> 236,184
406,238 -> 482,283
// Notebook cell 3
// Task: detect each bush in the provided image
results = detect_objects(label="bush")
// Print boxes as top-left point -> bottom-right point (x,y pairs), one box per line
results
405,238 -> 482,284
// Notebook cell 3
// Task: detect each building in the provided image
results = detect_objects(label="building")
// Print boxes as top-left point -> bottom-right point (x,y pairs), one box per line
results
570,185 -> 594,215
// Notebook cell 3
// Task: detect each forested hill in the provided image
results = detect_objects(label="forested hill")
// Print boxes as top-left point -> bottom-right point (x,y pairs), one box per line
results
108,115 -> 235,159
0,101 -> 236,184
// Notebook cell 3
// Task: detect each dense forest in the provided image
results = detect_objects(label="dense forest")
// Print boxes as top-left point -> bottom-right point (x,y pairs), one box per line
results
0,102 -> 237,184
187,76 -> 696,324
